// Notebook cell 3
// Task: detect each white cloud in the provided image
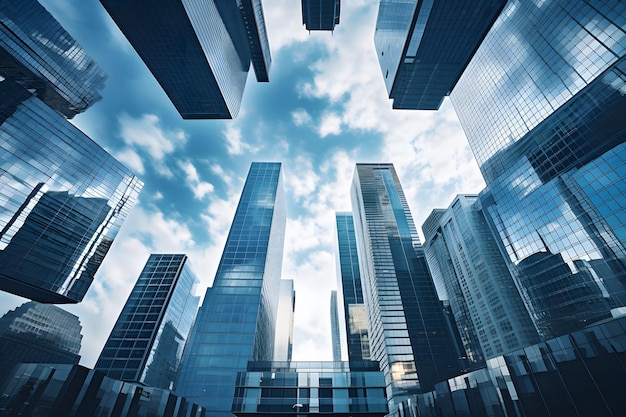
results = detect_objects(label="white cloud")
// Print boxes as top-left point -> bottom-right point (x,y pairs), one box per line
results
178,160 -> 215,200
262,0 -> 310,51
114,147 -> 145,174
318,112 -> 342,137
291,108 -> 313,126
222,125 -> 260,155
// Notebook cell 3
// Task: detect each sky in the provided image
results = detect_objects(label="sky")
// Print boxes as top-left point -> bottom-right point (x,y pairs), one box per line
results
0,0 -> 486,366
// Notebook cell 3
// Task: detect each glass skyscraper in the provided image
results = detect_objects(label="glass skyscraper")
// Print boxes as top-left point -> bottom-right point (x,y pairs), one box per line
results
449,0 -> 626,339
100,0 -> 271,119
0,79 -> 142,304
273,279 -> 295,362
350,163 -> 461,409
374,0 -> 506,110
330,290 -> 342,362
301,0 -> 341,31
175,162 -> 286,415
422,195 -> 539,362
0,0 -> 107,118
335,212 -> 370,363
0,301 -> 82,384
95,254 -> 199,390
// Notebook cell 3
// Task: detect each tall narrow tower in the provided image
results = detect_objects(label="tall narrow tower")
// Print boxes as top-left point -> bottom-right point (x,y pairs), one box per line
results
350,163 -> 460,409
175,162 -> 286,415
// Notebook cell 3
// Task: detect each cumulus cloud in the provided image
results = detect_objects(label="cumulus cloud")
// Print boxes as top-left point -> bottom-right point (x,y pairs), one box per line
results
178,160 -> 215,200
223,125 -> 260,155
291,108 -> 313,126
114,147 -> 145,174
318,112 -> 342,137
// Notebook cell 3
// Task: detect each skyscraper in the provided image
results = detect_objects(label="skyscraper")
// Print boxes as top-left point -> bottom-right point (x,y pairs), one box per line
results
301,0 -> 341,31
350,163 -> 461,409
422,195 -> 539,362
0,79 -> 142,304
335,212 -> 370,363
0,302 -> 82,384
448,0 -> 626,338
175,162 -> 286,415
374,0 -> 506,110
100,0 -> 271,119
0,0 -> 107,118
95,254 -> 199,390
330,290 -> 342,362
273,279 -> 295,362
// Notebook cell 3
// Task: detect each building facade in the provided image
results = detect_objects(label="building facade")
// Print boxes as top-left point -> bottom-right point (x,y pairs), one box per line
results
335,212 -> 370,363
95,254 -> 199,390
232,361 -> 388,416
0,0 -> 107,118
0,79 -> 142,304
0,302 -> 82,384
422,195 -> 540,361
100,0 -> 270,119
350,163 -> 461,409
274,279 -> 295,362
176,162 -> 286,415
449,0 -> 626,339
330,290 -> 342,362
301,0 -> 340,31
374,0 -> 506,110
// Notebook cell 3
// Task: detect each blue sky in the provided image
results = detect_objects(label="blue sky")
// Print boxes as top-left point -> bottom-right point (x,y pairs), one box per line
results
0,0 -> 485,366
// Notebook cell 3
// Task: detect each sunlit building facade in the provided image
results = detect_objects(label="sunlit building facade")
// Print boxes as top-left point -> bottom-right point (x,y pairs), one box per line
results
301,0 -> 340,31
274,279 -> 295,362
350,163 -> 461,410
374,0 -> 505,110
0,0 -> 107,118
0,79 -> 142,304
423,195 -> 539,363
176,162 -> 286,415
100,0 -> 270,119
449,0 -> 626,339
95,254 -> 199,390
335,212 -> 370,364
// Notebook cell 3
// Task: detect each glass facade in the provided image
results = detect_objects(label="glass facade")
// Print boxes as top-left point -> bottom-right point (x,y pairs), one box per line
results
330,290 -> 342,362
301,0 -> 341,31
335,212 -> 370,363
449,0 -> 626,339
95,254 -> 199,390
274,279 -> 295,362
422,195 -> 539,362
395,314 -> 626,417
100,0 -> 271,119
0,302 -> 82,384
0,363 -> 207,417
350,163 -> 461,409
0,0 -> 107,118
175,162 -> 286,415
232,361 -> 388,416
0,79 -> 142,304
374,0 -> 505,110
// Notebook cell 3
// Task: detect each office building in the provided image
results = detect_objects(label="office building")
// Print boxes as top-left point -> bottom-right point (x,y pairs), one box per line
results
0,79 -> 142,304
423,195 -> 540,362
301,0 -> 340,31
0,302 -> 82,384
448,0 -> 626,339
0,0 -> 107,118
176,162 -> 286,415
374,0 -> 506,110
330,290 -> 342,362
0,363 -> 206,417
274,279 -> 295,362
100,0 -> 271,119
350,163 -> 461,409
232,361 -> 387,416
95,254 -> 199,390
335,212 -> 370,363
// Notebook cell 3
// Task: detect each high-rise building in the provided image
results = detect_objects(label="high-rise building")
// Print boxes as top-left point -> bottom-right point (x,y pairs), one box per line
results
100,0 -> 271,119
273,279 -> 295,362
374,0 -> 506,110
423,195 -> 539,362
330,290 -> 342,362
0,0 -> 107,118
335,212 -> 370,363
301,0 -> 341,31
448,0 -> 626,339
175,162 -> 286,415
95,254 -> 199,390
0,79 -> 142,304
350,163 -> 461,409
0,302 -> 82,384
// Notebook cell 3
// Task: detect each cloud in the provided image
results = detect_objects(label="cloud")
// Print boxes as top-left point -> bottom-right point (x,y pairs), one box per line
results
114,147 -> 145,174
177,160 -> 215,200
263,0 -> 310,51
318,112 -> 342,137
291,108 -> 313,126
222,125 -> 260,155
